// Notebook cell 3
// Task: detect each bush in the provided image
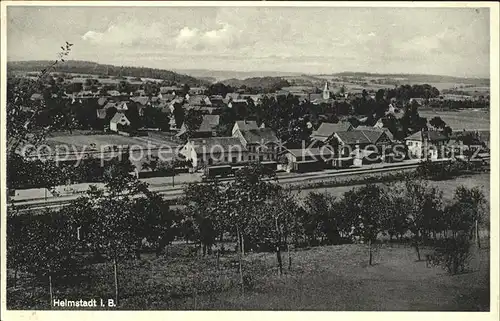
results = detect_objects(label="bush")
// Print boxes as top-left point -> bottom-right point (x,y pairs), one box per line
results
433,235 -> 471,275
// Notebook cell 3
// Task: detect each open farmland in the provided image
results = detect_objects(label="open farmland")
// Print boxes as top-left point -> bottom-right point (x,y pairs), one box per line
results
419,109 -> 490,130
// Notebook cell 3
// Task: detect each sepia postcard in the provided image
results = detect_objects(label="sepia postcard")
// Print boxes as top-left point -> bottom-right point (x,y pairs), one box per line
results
0,1 -> 498,321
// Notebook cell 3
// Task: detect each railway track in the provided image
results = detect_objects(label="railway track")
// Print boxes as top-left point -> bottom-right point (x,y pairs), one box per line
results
7,162 -> 424,213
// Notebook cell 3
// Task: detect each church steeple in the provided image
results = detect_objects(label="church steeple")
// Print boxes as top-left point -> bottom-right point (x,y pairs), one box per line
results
322,81 -> 330,100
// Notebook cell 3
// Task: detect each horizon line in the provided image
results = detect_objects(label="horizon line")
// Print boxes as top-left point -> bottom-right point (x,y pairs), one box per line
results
7,59 -> 491,81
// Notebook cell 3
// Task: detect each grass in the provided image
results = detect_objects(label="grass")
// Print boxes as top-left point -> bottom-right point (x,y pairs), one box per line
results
191,243 -> 489,311
295,172 -> 490,203
7,241 -> 489,311
419,109 -> 490,130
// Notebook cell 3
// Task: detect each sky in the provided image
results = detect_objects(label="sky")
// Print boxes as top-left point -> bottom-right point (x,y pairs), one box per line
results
7,5 -> 491,78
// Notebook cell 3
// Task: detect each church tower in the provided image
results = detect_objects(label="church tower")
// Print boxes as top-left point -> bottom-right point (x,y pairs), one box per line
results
322,81 -> 330,100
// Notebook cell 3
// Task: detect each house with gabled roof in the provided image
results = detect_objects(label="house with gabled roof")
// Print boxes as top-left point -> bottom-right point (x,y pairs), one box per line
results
232,120 -> 259,135
130,96 -> 150,106
228,99 -> 248,109
279,147 -> 334,173
355,125 -> 394,141
176,114 -> 220,138
180,137 -> 248,169
310,122 -> 353,143
405,129 -> 449,160
232,124 -> 280,162
110,112 -> 131,132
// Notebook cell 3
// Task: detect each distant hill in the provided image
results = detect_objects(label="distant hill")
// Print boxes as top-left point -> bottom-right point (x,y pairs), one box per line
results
7,60 -> 208,86
322,72 -> 490,85
173,68 -> 303,82
220,77 -> 291,90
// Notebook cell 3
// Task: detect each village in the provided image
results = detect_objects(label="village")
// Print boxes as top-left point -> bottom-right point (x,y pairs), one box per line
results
8,70 -> 491,205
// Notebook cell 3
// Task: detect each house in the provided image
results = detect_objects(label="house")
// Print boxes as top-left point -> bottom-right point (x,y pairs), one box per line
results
110,112 -> 131,132
176,114 -> 220,138
107,90 -> 121,97
228,99 -> 248,109
208,95 -> 226,108
355,125 -> 394,141
115,101 -> 129,111
134,89 -> 146,96
241,94 -> 264,105
233,126 -> 280,162
185,95 -> 211,109
160,86 -> 181,94
97,97 -> 108,107
189,87 -> 206,95
333,129 -> 393,165
279,148 -> 333,173
310,122 -> 353,143
225,93 -> 241,102
103,102 -> 117,110
158,92 -> 176,100
405,130 -> 449,160
180,137 -> 248,169
409,97 -> 426,106
232,120 -> 259,135
130,96 -> 150,106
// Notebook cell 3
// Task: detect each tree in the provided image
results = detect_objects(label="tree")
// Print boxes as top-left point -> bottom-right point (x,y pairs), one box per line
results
347,185 -> 388,265
429,116 -> 446,130
183,110 -> 203,138
172,102 -> 185,129
402,179 -> 443,260
452,186 -> 486,247
118,80 -> 131,93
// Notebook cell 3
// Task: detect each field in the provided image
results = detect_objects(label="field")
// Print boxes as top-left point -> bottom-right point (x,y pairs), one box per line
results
295,172 -> 490,205
419,109 -> 490,131
7,242 -> 489,310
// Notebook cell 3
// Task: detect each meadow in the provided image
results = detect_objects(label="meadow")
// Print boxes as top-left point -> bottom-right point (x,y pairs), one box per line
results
7,241 -> 489,310
419,109 -> 490,131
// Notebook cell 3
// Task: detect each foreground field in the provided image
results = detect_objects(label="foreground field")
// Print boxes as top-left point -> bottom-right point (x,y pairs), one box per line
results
193,244 -> 489,311
7,241 -> 489,311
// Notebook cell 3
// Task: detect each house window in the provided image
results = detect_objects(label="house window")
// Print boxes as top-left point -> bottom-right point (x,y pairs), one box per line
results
208,158 -> 213,165
259,155 -> 263,161
232,157 -> 237,163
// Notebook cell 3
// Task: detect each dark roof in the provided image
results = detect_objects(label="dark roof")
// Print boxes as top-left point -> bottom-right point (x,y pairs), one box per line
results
197,115 -> 220,132
159,93 -> 176,101
187,95 -> 210,106
312,122 -> 352,141
240,128 -> 279,145
285,148 -> 334,158
189,137 -> 247,154
235,120 -> 259,131
405,130 -> 449,142
225,93 -> 240,100
335,131 -> 372,145
356,126 -> 394,141
130,96 -> 150,105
